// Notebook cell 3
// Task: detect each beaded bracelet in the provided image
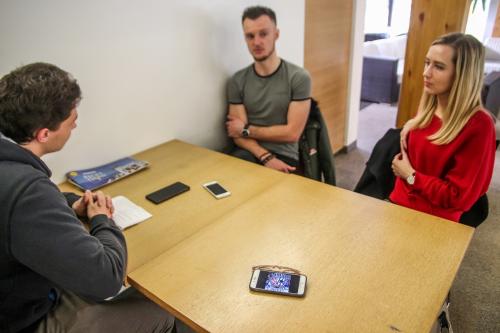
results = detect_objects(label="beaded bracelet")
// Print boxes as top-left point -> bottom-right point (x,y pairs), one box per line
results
258,152 -> 271,161
252,265 -> 302,275
260,153 -> 275,164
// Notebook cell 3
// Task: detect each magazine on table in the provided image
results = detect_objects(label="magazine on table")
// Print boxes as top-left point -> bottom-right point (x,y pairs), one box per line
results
66,157 -> 149,191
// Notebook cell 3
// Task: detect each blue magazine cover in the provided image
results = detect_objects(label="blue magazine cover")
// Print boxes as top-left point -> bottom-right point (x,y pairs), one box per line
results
66,157 -> 149,191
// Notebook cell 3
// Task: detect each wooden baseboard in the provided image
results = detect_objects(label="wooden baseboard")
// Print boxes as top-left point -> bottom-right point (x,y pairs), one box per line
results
335,140 -> 357,155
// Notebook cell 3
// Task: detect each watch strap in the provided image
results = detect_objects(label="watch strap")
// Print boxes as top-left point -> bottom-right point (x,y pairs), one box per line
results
406,172 -> 416,185
242,124 -> 250,137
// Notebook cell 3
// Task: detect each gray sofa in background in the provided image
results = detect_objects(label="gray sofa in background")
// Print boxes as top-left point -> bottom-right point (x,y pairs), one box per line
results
484,71 -> 500,118
483,71 -> 500,147
361,35 -> 406,104
361,56 -> 399,103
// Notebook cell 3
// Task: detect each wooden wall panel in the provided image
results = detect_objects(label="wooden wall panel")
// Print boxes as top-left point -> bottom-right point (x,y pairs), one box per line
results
493,2 -> 500,37
396,0 -> 471,127
304,0 -> 353,152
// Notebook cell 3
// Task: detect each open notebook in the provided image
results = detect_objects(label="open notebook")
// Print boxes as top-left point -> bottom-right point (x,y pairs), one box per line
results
111,195 -> 152,230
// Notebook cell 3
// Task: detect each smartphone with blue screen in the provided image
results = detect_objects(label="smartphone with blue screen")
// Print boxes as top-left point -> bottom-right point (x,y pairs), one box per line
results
249,269 -> 307,297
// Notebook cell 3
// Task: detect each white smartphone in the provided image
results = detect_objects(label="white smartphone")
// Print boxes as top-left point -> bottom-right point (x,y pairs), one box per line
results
202,181 -> 231,199
249,269 -> 307,297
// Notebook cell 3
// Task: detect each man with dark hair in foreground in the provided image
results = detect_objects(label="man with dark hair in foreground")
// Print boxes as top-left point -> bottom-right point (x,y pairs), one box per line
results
0,63 -> 174,332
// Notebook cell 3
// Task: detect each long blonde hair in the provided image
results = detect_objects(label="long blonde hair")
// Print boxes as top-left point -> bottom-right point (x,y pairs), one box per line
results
409,33 -> 485,144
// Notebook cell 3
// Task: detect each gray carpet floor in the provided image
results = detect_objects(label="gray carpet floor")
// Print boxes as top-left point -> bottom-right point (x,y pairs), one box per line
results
335,103 -> 500,332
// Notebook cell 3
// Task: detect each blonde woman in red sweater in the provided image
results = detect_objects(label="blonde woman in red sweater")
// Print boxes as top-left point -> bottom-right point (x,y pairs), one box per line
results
390,33 -> 496,222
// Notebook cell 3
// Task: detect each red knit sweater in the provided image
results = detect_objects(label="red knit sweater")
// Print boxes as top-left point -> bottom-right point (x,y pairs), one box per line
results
390,110 -> 496,222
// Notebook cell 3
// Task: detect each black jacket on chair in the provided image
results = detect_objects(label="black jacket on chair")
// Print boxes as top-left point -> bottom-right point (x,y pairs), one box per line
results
354,128 -> 401,199
299,99 -> 336,185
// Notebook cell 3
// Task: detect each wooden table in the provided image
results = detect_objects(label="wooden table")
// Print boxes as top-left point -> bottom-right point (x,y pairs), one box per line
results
60,140 -> 287,273
60,140 -> 474,333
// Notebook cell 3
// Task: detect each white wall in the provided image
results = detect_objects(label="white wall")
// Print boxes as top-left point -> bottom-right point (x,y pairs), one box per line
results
346,0 -> 366,147
466,0 -> 493,40
484,0 -> 499,39
0,0 -> 305,183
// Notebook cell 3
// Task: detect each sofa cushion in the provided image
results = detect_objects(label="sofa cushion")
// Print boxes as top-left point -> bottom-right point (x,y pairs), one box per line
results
363,35 -> 407,60
485,37 -> 500,61
485,61 -> 500,75
363,42 -> 380,57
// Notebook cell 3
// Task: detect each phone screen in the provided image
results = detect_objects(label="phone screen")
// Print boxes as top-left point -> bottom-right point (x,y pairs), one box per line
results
206,182 -> 228,195
256,271 -> 301,293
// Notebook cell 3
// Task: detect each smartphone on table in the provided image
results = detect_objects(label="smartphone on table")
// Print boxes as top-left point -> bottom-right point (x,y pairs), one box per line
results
249,268 -> 307,297
145,181 -> 190,204
202,181 -> 231,199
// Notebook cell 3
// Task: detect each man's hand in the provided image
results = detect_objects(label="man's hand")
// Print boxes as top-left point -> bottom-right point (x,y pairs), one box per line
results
392,143 -> 415,179
72,190 -> 92,217
85,191 -> 114,220
226,114 -> 246,138
264,156 -> 296,173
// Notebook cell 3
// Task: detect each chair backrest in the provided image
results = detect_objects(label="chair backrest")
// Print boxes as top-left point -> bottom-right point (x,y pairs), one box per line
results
459,194 -> 489,227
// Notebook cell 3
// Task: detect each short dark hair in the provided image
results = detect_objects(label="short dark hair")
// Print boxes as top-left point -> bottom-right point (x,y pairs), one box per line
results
0,62 -> 81,143
242,6 -> 277,25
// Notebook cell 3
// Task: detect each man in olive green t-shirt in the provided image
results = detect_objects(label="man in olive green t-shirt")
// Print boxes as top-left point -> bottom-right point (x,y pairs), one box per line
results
225,5 -> 312,173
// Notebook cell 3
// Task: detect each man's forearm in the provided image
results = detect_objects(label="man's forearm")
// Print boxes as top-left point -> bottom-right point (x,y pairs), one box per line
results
246,99 -> 310,143
233,137 -> 270,158
247,124 -> 301,143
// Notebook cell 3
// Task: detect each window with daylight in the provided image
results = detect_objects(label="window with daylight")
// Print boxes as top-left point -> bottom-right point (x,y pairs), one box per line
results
364,0 -> 411,37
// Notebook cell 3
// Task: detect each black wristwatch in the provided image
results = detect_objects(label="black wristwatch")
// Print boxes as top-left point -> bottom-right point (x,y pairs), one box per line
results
242,124 -> 250,137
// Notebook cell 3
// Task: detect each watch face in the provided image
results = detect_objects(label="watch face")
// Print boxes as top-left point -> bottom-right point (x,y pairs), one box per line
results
242,129 -> 250,137
407,174 -> 415,185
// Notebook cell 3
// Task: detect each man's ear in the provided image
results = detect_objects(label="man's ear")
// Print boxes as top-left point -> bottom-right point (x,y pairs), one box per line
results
35,128 -> 50,143
275,28 -> 280,40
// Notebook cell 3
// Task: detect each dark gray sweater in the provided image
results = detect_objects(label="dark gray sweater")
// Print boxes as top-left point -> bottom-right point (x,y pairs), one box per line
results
0,138 -> 127,332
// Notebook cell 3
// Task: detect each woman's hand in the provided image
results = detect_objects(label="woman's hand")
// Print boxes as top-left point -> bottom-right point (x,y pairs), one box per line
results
400,120 -> 414,150
392,142 -> 415,180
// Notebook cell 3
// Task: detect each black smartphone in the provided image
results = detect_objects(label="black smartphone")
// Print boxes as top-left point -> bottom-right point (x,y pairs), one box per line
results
145,182 -> 190,204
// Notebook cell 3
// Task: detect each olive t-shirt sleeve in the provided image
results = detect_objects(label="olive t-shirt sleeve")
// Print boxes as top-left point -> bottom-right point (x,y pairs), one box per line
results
227,75 -> 243,104
291,69 -> 312,101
